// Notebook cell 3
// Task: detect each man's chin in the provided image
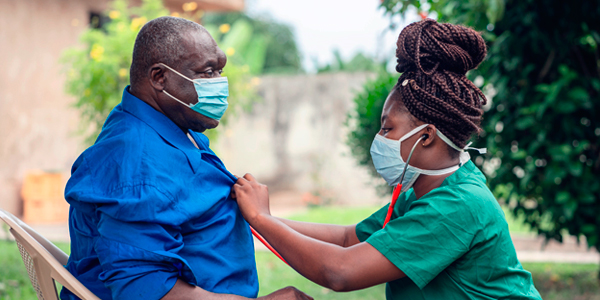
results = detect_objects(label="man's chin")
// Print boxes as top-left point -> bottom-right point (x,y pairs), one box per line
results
191,120 -> 219,132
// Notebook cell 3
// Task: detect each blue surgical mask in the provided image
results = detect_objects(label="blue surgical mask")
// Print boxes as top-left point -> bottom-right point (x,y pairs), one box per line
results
370,124 -> 476,192
159,63 -> 229,120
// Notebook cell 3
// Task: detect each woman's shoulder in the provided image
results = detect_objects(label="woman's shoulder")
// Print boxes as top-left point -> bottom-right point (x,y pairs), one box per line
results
419,161 -> 505,222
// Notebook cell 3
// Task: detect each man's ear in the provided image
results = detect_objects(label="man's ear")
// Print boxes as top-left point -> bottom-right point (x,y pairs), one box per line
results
148,63 -> 167,91
421,125 -> 437,147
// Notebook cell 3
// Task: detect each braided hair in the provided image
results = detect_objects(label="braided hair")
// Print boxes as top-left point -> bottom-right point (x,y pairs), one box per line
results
395,18 -> 487,151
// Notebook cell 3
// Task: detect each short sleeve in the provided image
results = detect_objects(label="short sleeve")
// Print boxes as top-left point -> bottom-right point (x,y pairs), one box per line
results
363,186 -> 478,289
92,186 -> 196,300
355,204 -> 388,242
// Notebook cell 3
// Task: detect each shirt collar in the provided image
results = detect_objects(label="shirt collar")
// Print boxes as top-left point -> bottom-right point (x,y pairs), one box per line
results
440,160 -> 482,187
120,86 -> 205,173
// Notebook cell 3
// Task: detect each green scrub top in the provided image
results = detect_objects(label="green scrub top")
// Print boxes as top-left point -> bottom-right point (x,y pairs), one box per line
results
356,160 -> 542,300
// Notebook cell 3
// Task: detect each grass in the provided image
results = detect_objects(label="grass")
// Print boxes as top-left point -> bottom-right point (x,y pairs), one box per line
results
1,205 -> 598,300
0,239 -> 69,300
286,205 -> 381,225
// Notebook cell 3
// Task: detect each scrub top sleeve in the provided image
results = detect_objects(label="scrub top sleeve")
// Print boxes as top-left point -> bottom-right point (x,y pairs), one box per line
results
94,211 -> 195,300
355,203 -> 389,242
364,187 -> 478,289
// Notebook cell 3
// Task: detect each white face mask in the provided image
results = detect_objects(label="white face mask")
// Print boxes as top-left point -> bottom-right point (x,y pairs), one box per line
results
370,124 -> 482,192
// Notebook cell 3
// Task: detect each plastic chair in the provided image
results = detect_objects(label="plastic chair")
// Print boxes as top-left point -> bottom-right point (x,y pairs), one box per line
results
0,209 -> 99,300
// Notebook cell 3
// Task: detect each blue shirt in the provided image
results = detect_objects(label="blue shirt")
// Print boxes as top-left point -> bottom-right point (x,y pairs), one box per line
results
61,87 -> 258,300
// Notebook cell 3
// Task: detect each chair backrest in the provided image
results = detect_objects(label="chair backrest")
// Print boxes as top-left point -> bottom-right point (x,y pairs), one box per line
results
0,209 -> 99,300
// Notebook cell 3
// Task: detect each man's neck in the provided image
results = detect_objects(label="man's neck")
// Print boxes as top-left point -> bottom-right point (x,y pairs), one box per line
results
129,84 -> 167,116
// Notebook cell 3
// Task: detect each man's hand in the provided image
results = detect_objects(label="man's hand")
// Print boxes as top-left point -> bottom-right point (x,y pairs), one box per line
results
258,286 -> 313,300
233,173 -> 271,225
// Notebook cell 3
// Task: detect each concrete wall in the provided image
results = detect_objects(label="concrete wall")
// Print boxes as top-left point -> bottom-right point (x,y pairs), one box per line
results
0,0 -> 107,215
214,73 -> 385,207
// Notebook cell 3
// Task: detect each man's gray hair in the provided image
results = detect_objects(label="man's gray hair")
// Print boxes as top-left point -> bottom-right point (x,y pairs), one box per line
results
130,16 -> 205,86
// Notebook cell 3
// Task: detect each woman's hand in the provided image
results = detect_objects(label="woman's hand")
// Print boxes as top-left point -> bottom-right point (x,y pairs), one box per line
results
232,173 -> 271,225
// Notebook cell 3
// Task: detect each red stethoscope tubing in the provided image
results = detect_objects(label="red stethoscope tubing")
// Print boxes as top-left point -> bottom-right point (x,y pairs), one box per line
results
383,135 -> 425,228
250,226 -> 289,266
383,183 -> 402,228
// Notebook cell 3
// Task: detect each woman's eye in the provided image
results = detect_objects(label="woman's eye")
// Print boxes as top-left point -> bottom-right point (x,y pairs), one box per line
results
205,70 -> 214,76
381,128 -> 391,134
217,69 -> 223,75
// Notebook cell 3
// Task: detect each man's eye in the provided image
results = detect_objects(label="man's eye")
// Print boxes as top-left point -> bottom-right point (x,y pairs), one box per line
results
205,70 -> 214,76
217,69 -> 223,75
381,128 -> 391,134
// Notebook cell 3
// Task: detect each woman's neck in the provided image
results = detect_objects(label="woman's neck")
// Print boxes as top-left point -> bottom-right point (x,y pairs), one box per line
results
412,172 -> 455,199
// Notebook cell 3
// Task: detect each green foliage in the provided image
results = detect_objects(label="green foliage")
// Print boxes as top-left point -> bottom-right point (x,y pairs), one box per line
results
61,0 -> 258,144
203,12 -> 302,74
347,0 -> 600,255
315,50 -> 386,73
346,72 -> 399,195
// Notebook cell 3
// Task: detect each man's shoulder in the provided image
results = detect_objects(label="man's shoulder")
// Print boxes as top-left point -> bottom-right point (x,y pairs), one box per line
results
71,108 -> 173,185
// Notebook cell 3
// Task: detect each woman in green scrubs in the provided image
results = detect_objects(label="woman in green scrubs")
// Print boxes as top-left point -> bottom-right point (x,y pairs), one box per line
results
233,19 -> 542,300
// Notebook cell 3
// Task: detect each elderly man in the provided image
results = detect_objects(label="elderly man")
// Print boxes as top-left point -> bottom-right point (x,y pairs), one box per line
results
61,16 -> 311,300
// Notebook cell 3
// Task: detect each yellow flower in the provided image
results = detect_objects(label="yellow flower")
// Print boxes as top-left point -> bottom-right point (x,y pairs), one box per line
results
219,23 -> 231,34
130,17 -> 147,31
119,68 -> 128,78
182,2 -> 198,12
90,44 -> 104,61
225,47 -> 235,56
109,10 -> 120,19
170,12 -> 180,17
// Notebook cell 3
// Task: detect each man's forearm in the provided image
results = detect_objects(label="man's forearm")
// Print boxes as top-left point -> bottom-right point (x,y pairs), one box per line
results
162,279 -> 249,300
162,279 -> 312,300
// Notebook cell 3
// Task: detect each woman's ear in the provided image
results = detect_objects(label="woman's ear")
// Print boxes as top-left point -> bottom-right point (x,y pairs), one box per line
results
148,63 -> 167,91
421,125 -> 437,147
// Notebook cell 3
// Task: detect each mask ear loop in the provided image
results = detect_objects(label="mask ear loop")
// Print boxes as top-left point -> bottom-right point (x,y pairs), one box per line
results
383,135 -> 426,228
162,90 -> 194,107
159,63 -> 196,84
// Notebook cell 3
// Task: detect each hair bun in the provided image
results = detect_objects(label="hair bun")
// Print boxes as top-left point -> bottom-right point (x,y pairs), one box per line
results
396,19 -> 487,75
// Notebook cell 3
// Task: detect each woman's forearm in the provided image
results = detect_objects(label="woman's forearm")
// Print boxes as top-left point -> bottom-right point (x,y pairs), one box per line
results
254,215 -> 352,290
276,218 -> 360,247
252,214 -> 403,292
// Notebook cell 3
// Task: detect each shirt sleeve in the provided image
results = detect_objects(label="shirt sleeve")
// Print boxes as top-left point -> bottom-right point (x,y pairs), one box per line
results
355,203 -> 388,242
363,186 -> 478,289
92,185 -> 196,300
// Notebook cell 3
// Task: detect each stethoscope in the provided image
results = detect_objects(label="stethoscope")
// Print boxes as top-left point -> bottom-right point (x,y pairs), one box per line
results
383,134 -> 427,228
